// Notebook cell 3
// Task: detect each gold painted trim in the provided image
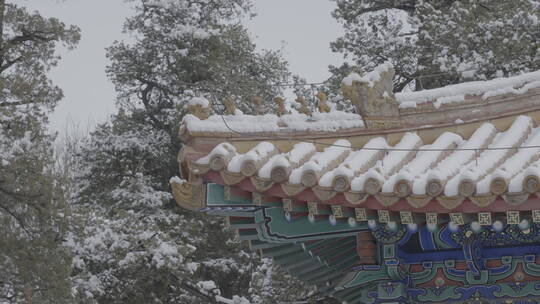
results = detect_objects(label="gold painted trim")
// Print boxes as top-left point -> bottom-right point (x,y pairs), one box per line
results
220,170 -> 245,185
376,193 -> 400,207
313,186 -> 337,201
171,179 -> 206,211
344,191 -> 368,205
503,192 -> 530,206
437,196 -> 465,210
470,194 -> 496,208
250,176 -> 275,192
406,195 -> 432,208
281,183 -> 306,197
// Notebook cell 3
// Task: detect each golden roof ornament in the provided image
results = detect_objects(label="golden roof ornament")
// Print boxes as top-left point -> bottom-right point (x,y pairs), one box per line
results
341,63 -> 400,129
273,97 -> 288,117
224,96 -> 237,115
186,97 -> 211,120
316,91 -> 331,113
251,96 -> 264,115
295,96 -> 311,115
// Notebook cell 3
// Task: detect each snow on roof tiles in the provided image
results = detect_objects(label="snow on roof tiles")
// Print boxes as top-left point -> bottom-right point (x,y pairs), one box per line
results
182,111 -> 364,134
394,70 -> 540,106
191,115 -> 540,207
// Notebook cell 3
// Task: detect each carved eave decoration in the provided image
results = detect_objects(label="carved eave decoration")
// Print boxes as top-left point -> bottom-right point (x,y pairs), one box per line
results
171,178 -> 206,211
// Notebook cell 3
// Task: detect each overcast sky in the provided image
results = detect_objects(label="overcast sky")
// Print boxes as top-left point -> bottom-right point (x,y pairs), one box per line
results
16,0 -> 344,132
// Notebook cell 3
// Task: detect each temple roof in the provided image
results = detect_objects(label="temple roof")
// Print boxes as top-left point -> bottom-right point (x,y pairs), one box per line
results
184,114 -> 540,211
180,68 -> 540,139
181,111 -> 365,136
172,66 -> 540,303
177,65 -> 540,213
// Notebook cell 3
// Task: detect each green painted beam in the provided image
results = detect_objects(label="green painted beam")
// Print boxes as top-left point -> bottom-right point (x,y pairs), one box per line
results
333,286 -> 360,299
309,238 -> 349,256
337,268 -> 389,290
309,269 -> 350,286
228,217 -> 257,229
298,264 -> 336,282
326,253 -> 358,269
273,251 -> 312,265
280,253 -> 321,269
261,244 -> 302,258
207,210 -> 256,217
237,229 -> 259,241
207,183 -> 253,206
254,207 -> 368,243
314,239 -> 356,260
282,256 -> 322,271
249,240 -> 281,250
335,287 -> 365,302
307,262 -> 352,283
303,239 -> 341,251
341,289 -> 370,304
286,258 -> 325,275
307,257 -> 358,285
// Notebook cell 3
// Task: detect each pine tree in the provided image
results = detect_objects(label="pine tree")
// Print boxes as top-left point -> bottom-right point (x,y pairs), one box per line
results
331,0 -> 540,91
0,1 -> 80,302
68,0 -> 311,302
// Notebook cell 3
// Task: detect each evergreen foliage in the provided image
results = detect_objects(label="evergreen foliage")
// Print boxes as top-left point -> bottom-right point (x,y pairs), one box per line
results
0,1 -> 80,302
331,0 -> 540,91
68,1 -> 315,303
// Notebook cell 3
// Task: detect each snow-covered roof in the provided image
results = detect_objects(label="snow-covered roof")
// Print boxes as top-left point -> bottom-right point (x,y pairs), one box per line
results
342,64 -> 540,109
181,111 -> 364,135
182,67 -> 540,140
395,70 -> 540,108
189,115 -> 540,210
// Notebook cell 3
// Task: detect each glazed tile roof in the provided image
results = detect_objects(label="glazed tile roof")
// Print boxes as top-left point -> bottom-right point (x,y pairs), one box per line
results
172,66 -> 540,304
189,115 -> 540,210
182,111 -> 365,135
180,69 -> 540,138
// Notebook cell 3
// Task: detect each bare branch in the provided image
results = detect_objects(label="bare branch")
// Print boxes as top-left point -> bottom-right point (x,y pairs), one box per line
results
0,55 -> 23,73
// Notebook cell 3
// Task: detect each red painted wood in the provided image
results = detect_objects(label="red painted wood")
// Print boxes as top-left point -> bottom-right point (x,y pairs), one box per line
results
204,171 -> 540,214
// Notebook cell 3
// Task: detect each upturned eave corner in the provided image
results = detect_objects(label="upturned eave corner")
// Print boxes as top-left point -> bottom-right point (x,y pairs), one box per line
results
170,177 -> 206,211
172,145 -> 207,211
177,119 -> 193,143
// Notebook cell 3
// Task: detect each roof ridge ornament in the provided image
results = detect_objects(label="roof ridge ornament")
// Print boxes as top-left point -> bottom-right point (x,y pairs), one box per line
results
224,96 -> 237,115
273,96 -> 288,117
295,96 -> 311,115
316,91 -> 331,113
251,96 -> 265,115
186,96 -> 211,120
342,63 -> 401,129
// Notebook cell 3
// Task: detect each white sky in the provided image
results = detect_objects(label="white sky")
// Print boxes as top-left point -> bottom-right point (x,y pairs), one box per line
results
15,0 -> 344,132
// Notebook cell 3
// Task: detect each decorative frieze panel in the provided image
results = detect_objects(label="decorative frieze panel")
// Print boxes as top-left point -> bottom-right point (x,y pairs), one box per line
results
378,210 -> 390,223
332,205 -> 344,218
478,212 -> 492,226
507,211 -> 520,225
308,202 -> 319,216
426,212 -> 438,225
533,210 -> 540,223
282,198 -> 293,212
450,213 -> 465,225
400,211 -> 413,225
355,208 -> 368,222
